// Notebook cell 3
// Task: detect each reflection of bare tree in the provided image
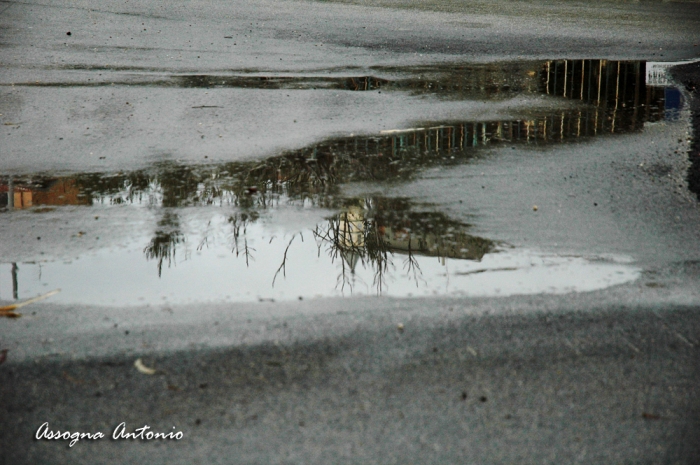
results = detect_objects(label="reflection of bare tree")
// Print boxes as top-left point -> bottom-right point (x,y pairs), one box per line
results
143,211 -> 184,277
228,212 -> 258,266
136,195 -> 494,285
311,198 -> 494,294
272,235 -> 298,287
312,203 -> 393,294
403,237 -> 425,288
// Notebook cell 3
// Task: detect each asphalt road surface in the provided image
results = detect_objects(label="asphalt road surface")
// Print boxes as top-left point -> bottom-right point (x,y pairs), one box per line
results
1,0 -> 700,463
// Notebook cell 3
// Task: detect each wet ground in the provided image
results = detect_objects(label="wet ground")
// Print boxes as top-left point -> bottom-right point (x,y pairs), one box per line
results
0,59 -> 681,304
1,0 -> 700,463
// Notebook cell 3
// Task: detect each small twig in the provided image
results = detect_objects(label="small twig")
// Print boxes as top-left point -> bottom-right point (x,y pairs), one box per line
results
455,267 -> 519,276
272,235 -> 296,287
197,220 -> 212,251
0,289 -> 61,317
243,238 -> 255,267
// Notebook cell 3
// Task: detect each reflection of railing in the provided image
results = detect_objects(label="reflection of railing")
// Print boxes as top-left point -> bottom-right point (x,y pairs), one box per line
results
0,102 -> 669,212
541,60 -> 667,133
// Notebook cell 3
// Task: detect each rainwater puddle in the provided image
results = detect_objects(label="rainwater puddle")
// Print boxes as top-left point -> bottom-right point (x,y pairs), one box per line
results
0,204 -> 638,306
0,240 -> 638,306
9,59 -> 683,114
1,59 -> 686,305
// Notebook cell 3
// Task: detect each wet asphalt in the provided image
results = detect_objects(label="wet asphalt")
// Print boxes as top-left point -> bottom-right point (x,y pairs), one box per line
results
2,0 -> 700,463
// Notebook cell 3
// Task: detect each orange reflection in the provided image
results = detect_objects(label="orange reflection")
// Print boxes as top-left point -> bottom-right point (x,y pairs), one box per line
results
1,178 -> 89,209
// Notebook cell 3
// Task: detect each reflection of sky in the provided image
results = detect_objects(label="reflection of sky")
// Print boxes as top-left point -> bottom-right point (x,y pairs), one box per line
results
0,213 -> 639,306
664,87 -> 682,121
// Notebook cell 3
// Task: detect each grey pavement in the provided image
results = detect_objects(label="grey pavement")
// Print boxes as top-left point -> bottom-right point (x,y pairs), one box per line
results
1,0 -> 700,463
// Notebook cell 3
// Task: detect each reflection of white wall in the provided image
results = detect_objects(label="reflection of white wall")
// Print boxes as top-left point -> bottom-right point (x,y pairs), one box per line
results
646,59 -> 700,87
339,206 -> 365,248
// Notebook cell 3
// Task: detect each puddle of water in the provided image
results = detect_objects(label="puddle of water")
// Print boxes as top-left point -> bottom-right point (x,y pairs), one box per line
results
5,59 -> 680,111
1,59 -> 684,305
4,61 -> 537,96
0,207 -> 639,306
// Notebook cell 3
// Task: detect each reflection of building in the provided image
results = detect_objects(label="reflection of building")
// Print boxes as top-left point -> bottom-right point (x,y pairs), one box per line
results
541,59 -> 667,132
335,200 -> 492,265
341,63 -> 541,98
338,206 -> 365,272
0,178 -> 89,209
327,199 -> 493,288
378,225 -> 487,262
339,206 -> 365,248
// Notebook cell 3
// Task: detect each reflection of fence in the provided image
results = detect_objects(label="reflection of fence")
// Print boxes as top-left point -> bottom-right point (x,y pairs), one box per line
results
541,60 -> 666,132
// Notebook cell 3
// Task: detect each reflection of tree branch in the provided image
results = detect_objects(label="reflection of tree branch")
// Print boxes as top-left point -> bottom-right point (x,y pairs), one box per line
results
313,219 -> 355,293
197,220 -> 212,251
272,235 -> 296,287
229,213 -> 257,266
366,220 -> 391,295
143,212 -> 183,277
243,238 -> 254,267
312,209 -> 395,295
402,234 -> 424,288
